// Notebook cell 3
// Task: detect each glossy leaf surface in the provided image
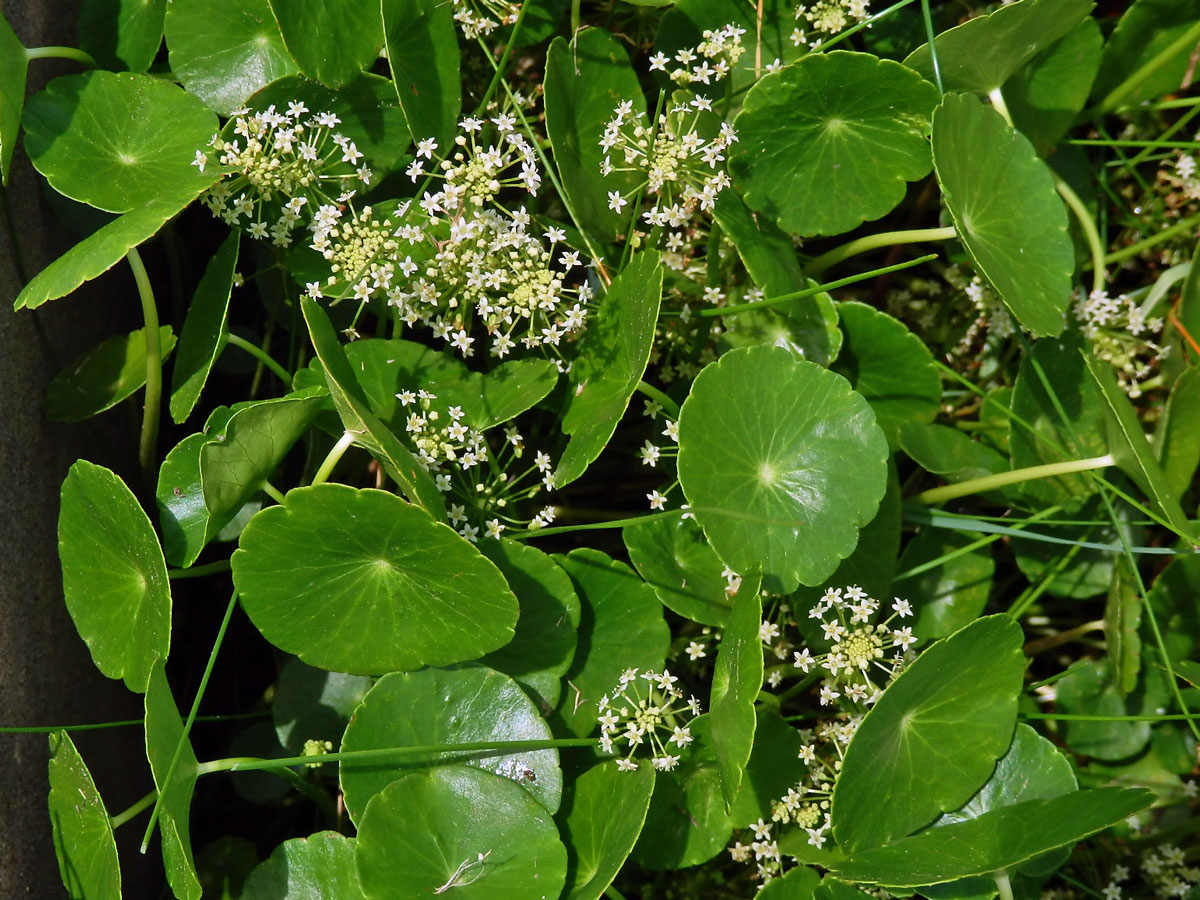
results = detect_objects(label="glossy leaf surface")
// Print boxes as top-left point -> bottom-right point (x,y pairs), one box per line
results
241,832 -> 365,899
383,0 -> 461,150
729,52 -> 937,237
232,484 -> 517,674
266,0 -> 382,88
677,345 -> 889,592
623,515 -> 733,627
77,0 -> 167,72
46,325 -> 176,422
58,460 -> 170,693
0,13 -> 27,185
710,571 -> 762,810
170,230 -> 238,424
47,732 -> 121,900
272,659 -> 371,755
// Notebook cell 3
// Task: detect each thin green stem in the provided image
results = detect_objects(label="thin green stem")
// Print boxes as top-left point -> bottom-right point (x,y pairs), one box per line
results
1055,176 -> 1106,296
1090,19 -> 1200,116
261,481 -> 287,504
508,510 -> 683,540
25,45 -> 96,66
128,249 -> 162,474
226,333 -> 292,386
1100,212 -> 1200,266
570,0 -> 581,36
806,228 -> 955,277
605,886 -> 629,900
919,0 -> 942,93
200,738 -> 598,774
911,454 -> 1115,505
1068,139 -> 1200,149
994,871 -> 1014,900
141,591 -> 240,853
0,710 -> 265,734
672,253 -> 938,319
312,431 -> 357,486
636,382 -> 680,420
475,0 -> 532,115
1022,712 -> 1200,722
110,790 -> 156,829
168,559 -> 232,580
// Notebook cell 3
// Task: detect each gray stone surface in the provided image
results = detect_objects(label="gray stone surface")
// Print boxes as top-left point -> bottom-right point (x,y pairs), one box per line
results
1,1 -> 157,895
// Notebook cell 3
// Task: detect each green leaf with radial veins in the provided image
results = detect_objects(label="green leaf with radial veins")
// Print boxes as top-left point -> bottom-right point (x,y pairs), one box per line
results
931,92 -> 1073,337
1082,353 -> 1196,539
246,73 -> 412,177
23,71 -> 217,213
58,460 -> 170,693
232,484 -> 517,675
554,251 -> 663,488
479,539 -> 581,712
47,731 -> 121,900
558,761 -> 655,900
551,549 -> 669,738
830,302 -> 940,448
904,0 -> 1093,94
301,297 -> 445,515
14,188 -> 211,310
145,662 -> 202,900
356,767 -> 567,900
382,0 -> 460,151
623,515 -> 733,627
340,665 -> 562,824
728,52 -> 938,238
677,345 -> 889,593
200,387 -> 325,539
545,28 -> 646,242
831,788 -> 1154,887
266,0 -> 382,88
0,13 -> 28,186
242,832 -> 365,899
165,0 -> 299,116
710,571 -> 762,811
46,325 -> 176,422
831,615 -> 1026,852
170,230 -> 238,424
77,0 -> 166,72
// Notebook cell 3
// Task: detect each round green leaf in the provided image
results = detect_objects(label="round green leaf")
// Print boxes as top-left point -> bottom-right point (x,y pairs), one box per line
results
904,0 -> 1092,94
479,539 -> 581,712
0,14 -> 28,186
145,662 -> 202,900
1093,0 -> 1200,109
23,71 -> 218,213
14,190 -> 209,310
555,251 -> 663,488
356,766 -> 567,900
77,0 -> 167,72
272,658 -> 371,755
46,325 -> 176,422
551,549 -> 670,738
58,460 -> 170,693
340,664 -> 562,823
166,0 -> 299,116
677,344 -> 889,592
632,714 -> 733,870
157,432 -> 212,567
729,51 -> 938,237
170,230 -> 238,424
47,732 -> 121,900
831,301 -> 940,448
832,615 -> 1026,852
899,528 -> 994,642
267,0 -> 382,88
232,484 -> 518,674
242,832 -> 365,899
383,0 -> 461,151
931,92 -> 1073,337
623,515 -> 732,627
831,787 -> 1154,888
246,74 -> 412,177
557,761 -> 655,900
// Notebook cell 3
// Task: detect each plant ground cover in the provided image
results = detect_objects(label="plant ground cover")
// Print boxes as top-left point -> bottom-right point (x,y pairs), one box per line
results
5,0 -> 1200,897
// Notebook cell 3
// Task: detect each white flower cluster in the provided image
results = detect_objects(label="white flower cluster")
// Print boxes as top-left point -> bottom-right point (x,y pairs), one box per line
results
597,668 -> 701,773
1138,844 -> 1198,898
600,98 -> 736,226
197,103 -> 369,247
792,586 -> 915,707
406,116 -> 541,205
448,0 -> 518,39
647,24 -> 748,86
791,0 -> 871,47
1074,289 -> 1169,398
1173,152 -> 1200,202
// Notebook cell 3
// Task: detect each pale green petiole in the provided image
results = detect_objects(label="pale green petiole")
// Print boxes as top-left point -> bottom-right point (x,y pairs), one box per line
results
911,454 -> 1116,505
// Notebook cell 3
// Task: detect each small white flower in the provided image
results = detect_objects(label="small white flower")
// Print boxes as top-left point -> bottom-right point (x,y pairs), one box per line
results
647,490 -> 667,510
892,597 -> 913,618
607,191 -> 628,213
686,641 -> 707,661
